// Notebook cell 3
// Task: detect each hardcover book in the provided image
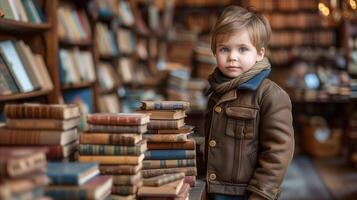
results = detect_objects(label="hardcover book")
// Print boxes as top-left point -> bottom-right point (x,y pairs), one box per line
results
143,159 -> 196,169
45,175 -> 112,200
136,109 -> 186,120
79,140 -> 147,156
148,119 -> 185,130
138,179 -> 184,197
0,147 -> 47,178
4,104 -> 80,120
78,154 -> 144,165
147,139 -> 196,150
143,172 -> 185,187
141,101 -> 190,110
143,133 -> 190,143
80,133 -> 142,146
87,113 -> 150,125
142,167 -> 197,178
112,172 -> 142,186
6,117 -> 80,130
111,184 -> 140,195
110,194 -> 136,200
87,124 -> 147,134
46,162 -> 99,185
144,150 -> 196,160
147,125 -> 194,134
143,183 -> 190,200
99,163 -> 143,175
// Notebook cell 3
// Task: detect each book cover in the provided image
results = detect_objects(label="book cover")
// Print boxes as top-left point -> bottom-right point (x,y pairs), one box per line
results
138,179 -> 184,197
112,172 -> 142,186
87,113 -> 150,126
4,104 -> 80,120
45,175 -> 112,200
79,140 -> 147,156
45,140 -> 78,159
0,147 -> 46,178
143,133 -> 190,143
143,183 -> 190,200
0,50 -> 19,94
144,150 -> 196,160
46,162 -> 99,185
142,167 -> 197,178
148,119 -> 185,130
6,117 -> 80,130
184,176 -> 196,187
111,184 -> 140,195
143,159 -> 196,169
87,124 -> 147,134
141,101 -> 190,110
80,133 -> 142,146
143,172 -> 185,187
147,139 -> 196,150
147,125 -> 194,134
78,154 -> 144,165
137,109 -> 186,120
99,163 -> 142,175
110,194 -> 136,200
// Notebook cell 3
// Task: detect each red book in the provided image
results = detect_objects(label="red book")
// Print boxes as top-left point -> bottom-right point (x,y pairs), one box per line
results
147,139 -> 196,150
87,113 -> 150,125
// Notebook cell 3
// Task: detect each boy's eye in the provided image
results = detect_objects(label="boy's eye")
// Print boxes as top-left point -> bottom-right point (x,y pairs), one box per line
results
239,47 -> 248,53
219,47 -> 229,53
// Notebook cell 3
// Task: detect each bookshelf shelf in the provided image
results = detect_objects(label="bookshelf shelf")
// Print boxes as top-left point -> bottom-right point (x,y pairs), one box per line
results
62,82 -> 95,90
99,54 -> 118,60
0,89 -> 52,102
59,39 -> 92,48
100,88 -> 118,95
0,19 -> 51,33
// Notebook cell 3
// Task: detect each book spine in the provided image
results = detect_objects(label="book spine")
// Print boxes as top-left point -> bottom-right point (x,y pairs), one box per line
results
144,150 -> 195,160
142,159 -> 196,169
148,120 -> 182,130
79,144 -> 142,155
147,140 -> 195,150
184,176 -> 196,187
99,165 -> 138,175
143,173 -> 185,187
6,119 -> 64,130
0,129 -> 62,145
87,124 -> 146,133
45,188 -> 88,200
111,185 -> 138,195
143,102 -> 189,110
112,174 -> 141,185
87,115 -> 142,125
141,167 -> 197,178
144,134 -> 187,142
78,155 -> 140,165
4,105 -> 65,119
80,134 -> 136,146
46,145 -> 64,159
49,173 -> 78,185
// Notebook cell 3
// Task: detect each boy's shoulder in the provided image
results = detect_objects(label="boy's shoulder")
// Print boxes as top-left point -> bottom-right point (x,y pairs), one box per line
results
259,78 -> 291,101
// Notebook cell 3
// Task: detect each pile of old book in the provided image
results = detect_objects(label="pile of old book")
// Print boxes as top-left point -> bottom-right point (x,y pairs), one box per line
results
45,162 -> 112,200
78,113 -> 149,199
0,147 -> 50,199
137,101 -> 197,197
0,104 -> 80,161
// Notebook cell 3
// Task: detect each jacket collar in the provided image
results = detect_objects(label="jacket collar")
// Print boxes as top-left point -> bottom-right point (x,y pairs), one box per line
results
238,69 -> 271,90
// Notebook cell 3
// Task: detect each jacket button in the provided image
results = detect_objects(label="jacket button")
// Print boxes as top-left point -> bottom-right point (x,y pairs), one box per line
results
214,106 -> 222,113
209,173 -> 217,181
209,140 -> 216,147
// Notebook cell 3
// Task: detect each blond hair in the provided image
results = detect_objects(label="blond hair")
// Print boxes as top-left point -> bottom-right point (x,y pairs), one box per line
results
211,6 -> 271,54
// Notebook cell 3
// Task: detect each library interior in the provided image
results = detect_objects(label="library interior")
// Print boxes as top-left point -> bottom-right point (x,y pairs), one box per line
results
0,0 -> 356,199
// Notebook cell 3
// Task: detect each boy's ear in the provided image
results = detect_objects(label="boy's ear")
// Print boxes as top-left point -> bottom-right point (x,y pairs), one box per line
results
256,47 -> 265,61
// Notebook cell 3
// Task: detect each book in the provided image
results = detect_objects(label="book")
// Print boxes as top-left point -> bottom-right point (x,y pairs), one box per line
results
148,119 -> 185,130
111,185 -> 140,195
143,159 -> 196,169
46,162 -> 99,185
184,176 -> 196,187
142,167 -> 197,178
0,147 -> 46,178
78,154 -> 144,165
143,133 -> 190,143
110,194 -> 136,200
80,133 -> 142,146
99,163 -> 142,175
137,109 -> 186,120
144,150 -> 196,160
138,179 -> 184,197
0,50 -> 19,94
143,183 -> 190,200
79,140 -> 147,156
87,113 -> 150,125
143,173 -> 185,187
112,172 -> 142,186
4,104 -> 80,120
147,125 -> 194,134
87,124 -> 147,134
0,128 -> 78,145
147,140 -> 196,150
45,175 -> 112,200
6,117 -> 80,130
45,141 -> 78,159
141,101 -> 190,110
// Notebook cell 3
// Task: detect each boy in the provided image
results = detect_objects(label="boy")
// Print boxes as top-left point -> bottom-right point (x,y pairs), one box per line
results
205,6 -> 294,200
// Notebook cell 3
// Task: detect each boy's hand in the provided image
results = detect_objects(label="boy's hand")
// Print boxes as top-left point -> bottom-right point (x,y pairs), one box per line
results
248,193 -> 266,200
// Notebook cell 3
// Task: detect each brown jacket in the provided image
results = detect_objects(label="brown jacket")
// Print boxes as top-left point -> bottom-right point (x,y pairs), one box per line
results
205,75 -> 294,200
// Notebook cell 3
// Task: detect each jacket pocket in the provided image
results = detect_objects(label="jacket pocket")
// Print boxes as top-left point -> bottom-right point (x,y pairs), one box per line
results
225,106 -> 258,139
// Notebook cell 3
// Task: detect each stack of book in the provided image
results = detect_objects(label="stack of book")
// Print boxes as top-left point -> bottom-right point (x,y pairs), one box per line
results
45,162 -> 112,200
0,147 -> 50,199
137,101 -> 197,187
78,113 -> 149,199
138,172 -> 190,200
0,104 -> 80,161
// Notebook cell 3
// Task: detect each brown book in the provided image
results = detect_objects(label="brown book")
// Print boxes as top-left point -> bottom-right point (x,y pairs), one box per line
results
80,133 -> 142,146
87,113 -> 150,125
143,133 -> 190,143
137,109 -> 186,120
138,179 -> 184,197
142,167 -> 197,178
87,124 -> 147,134
33,54 -> 54,91
141,101 -> 190,110
184,176 -> 196,187
143,183 -> 190,200
6,117 -> 80,130
44,141 -> 78,159
143,159 -> 196,169
79,140 -> 147,156
112,172 -> 142,186
100,163 -> 143,175
143,173 -> 185,187
110,194 -> 136,200
111,184 -> 141,195
147,125 -> 194,134
0,128 -> 78,145
78,154 -> 144,165
148,119 -> 185,130
0,147 -> 47,178
4,104 -> 80,120
147,139 -> 196,150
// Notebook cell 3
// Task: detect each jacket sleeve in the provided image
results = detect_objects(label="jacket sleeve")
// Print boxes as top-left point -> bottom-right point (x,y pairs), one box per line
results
246,86 -> 294,200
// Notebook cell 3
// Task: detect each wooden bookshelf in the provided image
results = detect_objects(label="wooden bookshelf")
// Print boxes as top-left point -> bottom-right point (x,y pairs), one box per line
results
0,89 -> 52,102
0,19 -> 51,33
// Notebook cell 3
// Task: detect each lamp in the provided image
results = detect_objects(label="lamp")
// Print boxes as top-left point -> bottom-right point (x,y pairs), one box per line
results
318,0 -> 357,23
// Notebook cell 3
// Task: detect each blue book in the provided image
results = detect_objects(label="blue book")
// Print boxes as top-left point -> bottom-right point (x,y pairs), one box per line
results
144,150 -> 196,160
47,162 -> 99,185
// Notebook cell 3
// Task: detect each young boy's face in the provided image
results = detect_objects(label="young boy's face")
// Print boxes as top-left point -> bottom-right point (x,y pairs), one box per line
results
215,30 -> 265,78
